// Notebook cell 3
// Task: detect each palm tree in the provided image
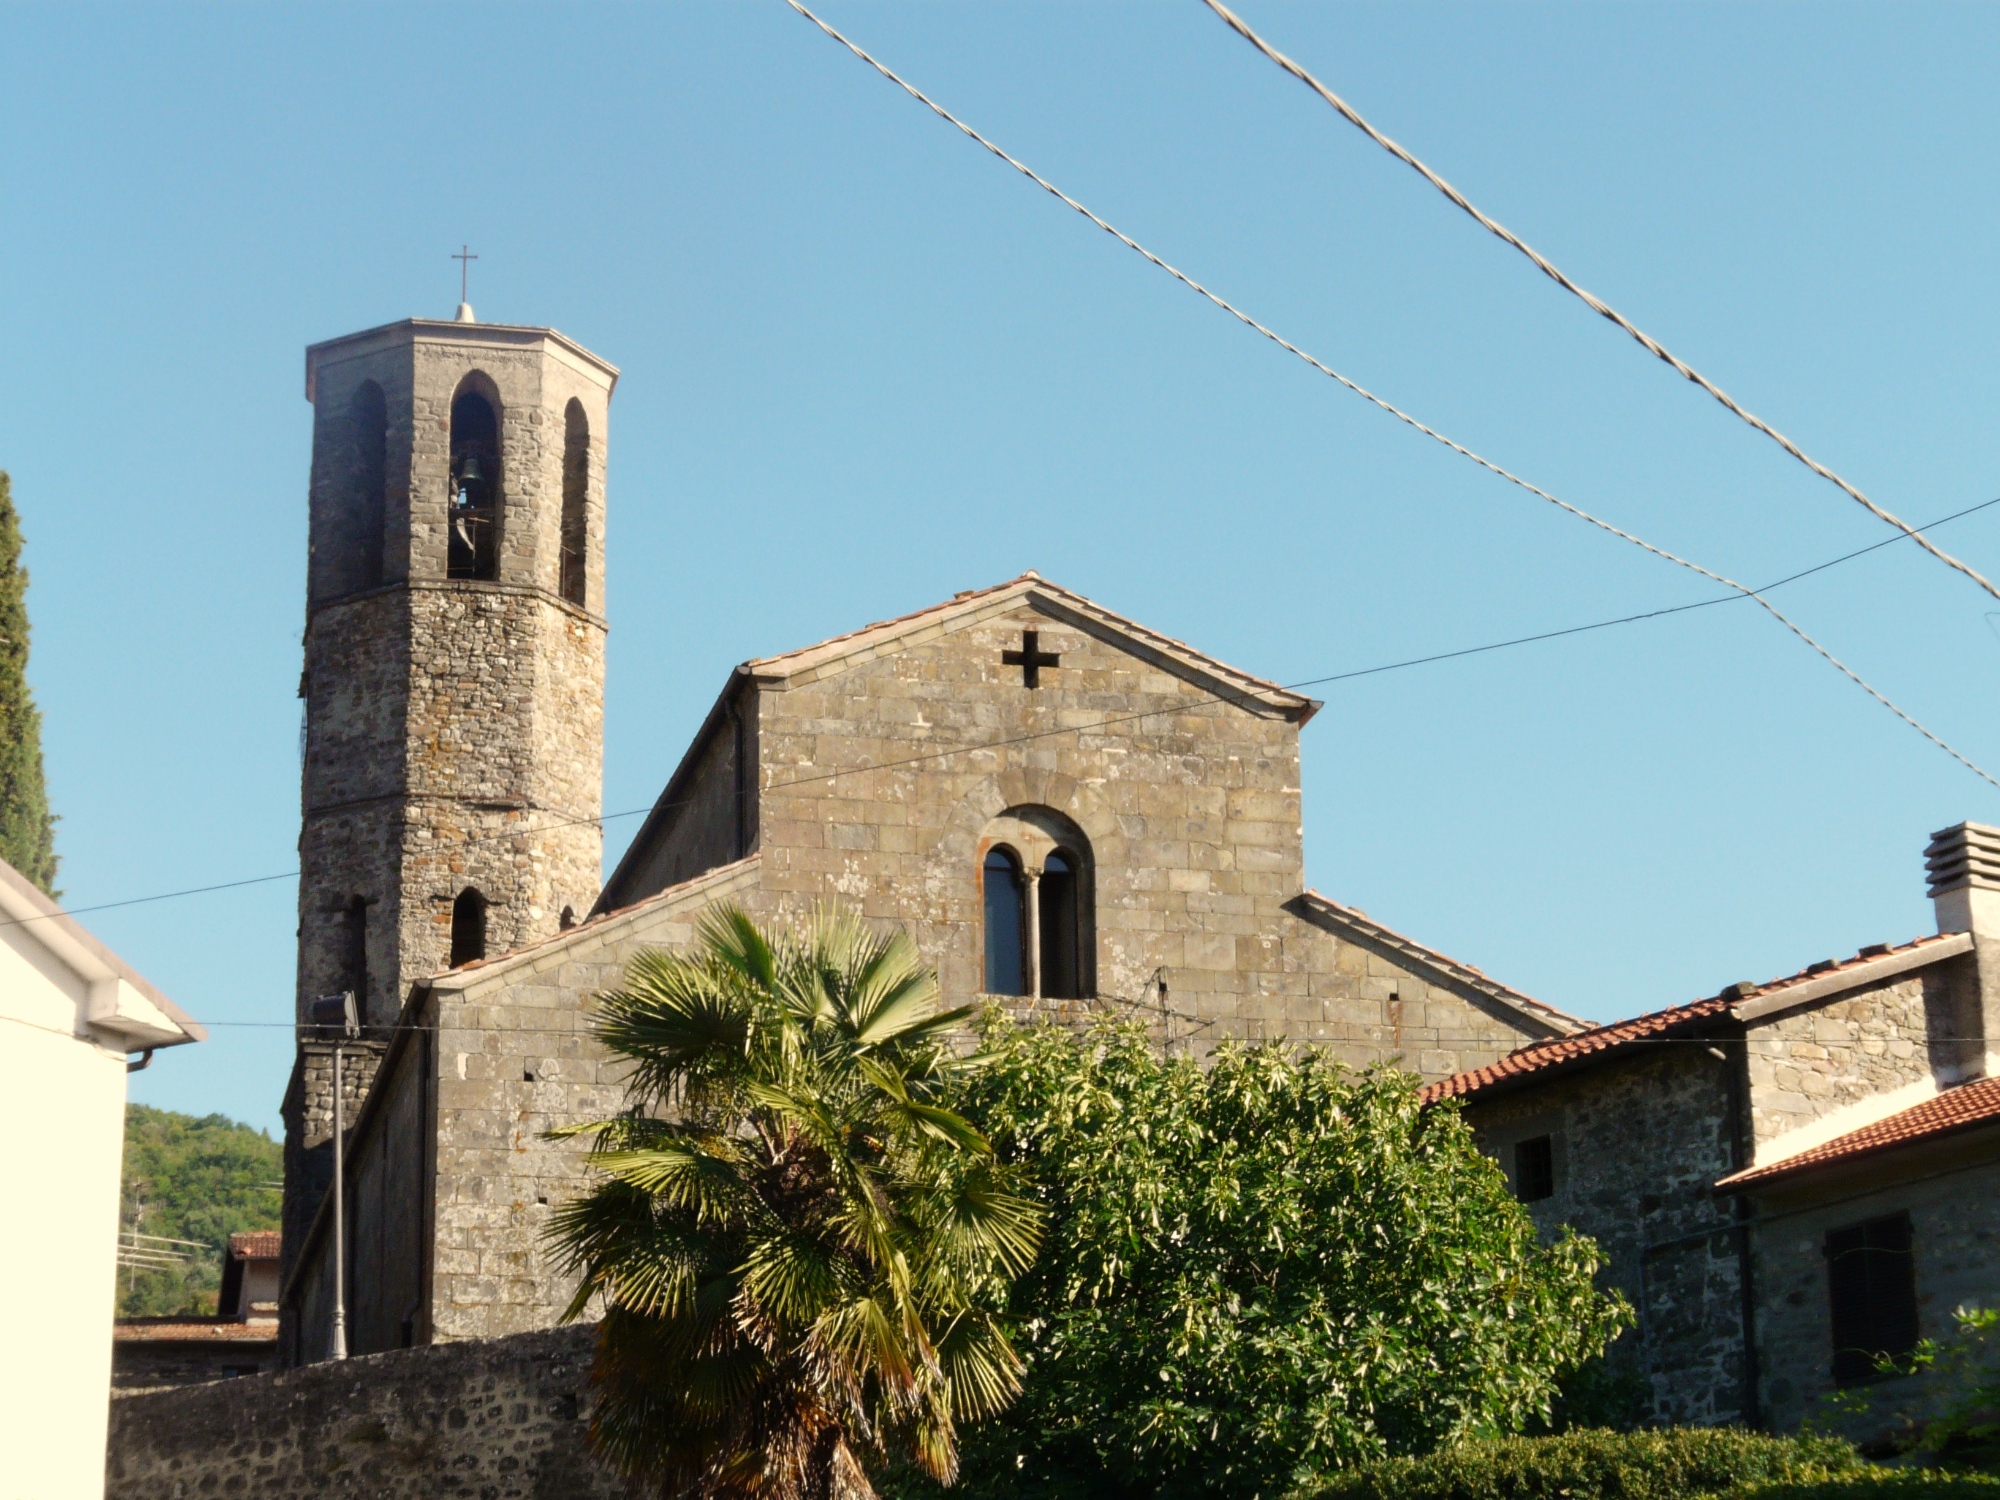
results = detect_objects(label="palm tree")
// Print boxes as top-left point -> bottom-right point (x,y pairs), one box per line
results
547,904 -> 1043,1500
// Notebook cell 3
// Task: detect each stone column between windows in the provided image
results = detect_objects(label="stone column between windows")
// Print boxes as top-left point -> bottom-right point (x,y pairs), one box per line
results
1024,869 -> 1042,1001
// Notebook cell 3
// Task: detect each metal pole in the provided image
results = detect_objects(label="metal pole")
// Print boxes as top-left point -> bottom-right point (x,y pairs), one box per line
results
330,1041 -> 348,1360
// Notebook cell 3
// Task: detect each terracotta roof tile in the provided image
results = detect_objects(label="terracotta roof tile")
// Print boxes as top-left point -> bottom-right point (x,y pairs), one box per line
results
227,1231 -> 280,1261
1718,1074 -> 2000,1188
1420,932 -> 1965,1105
113,1318 -> 278,1343
744,573 -> 1037,673
1420,994 -> 1735,1104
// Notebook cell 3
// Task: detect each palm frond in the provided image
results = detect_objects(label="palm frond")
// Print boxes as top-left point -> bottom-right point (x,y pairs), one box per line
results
593,1140 -> 749,1223
545,901 -> 1033,1496
932,1307 -> 1025,1420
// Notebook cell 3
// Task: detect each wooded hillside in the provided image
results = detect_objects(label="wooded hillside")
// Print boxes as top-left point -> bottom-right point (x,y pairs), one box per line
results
119,1105 -> 281,1317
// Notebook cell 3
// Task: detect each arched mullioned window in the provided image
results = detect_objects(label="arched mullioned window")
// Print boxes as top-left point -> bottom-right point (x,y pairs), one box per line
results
560,399 -> 588,607
983,847 -> 1027,996
450,888 -> 488,967
448,384 -> 501,581
351,382 -> 387,591
979,809 -> 1095,1001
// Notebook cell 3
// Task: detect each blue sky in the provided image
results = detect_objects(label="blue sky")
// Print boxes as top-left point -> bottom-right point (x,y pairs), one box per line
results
5,2 -> 1999,1135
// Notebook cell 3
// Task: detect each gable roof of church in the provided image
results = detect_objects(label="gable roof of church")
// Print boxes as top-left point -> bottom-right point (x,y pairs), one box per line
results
1294,891 -> 1586,1039
599,574 -> 1321,912
744,572 -> 1321,722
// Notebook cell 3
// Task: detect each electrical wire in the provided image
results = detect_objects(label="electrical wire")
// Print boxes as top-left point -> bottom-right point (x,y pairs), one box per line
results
13,491 -> 1998,940
28,1012 -> 2000,1049
783,0 -> 1996,788
1200,0 -> 2000,604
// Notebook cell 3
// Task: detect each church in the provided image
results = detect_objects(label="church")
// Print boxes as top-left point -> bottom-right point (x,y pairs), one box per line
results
277,310 -> 1585,1364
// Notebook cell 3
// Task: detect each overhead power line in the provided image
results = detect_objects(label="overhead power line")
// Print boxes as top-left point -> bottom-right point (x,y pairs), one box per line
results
12,15 -> 1996,943
1200,0 -> 2000,605
19,494 -> 1996,944
783,0 -> 1996,787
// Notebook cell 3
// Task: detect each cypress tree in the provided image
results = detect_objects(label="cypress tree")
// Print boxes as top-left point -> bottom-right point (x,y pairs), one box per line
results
0,473 -> 58,894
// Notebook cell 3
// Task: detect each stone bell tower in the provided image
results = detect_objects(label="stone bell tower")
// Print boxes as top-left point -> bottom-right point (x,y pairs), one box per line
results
282,311 -> 616,1265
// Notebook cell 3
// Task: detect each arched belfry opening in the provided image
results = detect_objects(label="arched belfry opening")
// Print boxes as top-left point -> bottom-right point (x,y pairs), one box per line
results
450,888 -> 488,967
980,808 -> 1095,1000
448,382 -> 501,580
560,399 -> 589,607
351,381 -> 387,591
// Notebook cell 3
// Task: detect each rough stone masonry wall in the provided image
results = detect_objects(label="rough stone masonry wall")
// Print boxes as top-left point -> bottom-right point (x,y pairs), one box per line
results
1751,1145 -> 2000,1433
395,584 -> 603,983
280,1042 -> 384,1300
1745,968 -> 1972,1152
106,1325 -> 622,1500
1464,1046 -> 1750,1427
423,862 -> 764,1342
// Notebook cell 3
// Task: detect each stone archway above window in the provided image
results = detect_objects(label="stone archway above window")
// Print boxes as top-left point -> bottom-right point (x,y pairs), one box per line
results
977,806 -> 1094,1002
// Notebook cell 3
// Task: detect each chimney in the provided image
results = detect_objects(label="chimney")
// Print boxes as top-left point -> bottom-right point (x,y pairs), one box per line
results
1927,822 -> 2000,937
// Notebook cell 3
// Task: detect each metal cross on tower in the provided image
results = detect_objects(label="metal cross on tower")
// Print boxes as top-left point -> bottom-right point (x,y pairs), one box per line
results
453,245 -> 478,304
1002,629 -> 1061,688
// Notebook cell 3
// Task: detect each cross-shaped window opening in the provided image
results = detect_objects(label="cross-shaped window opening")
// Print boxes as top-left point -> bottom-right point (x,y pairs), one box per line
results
1002,629 -> 1060,688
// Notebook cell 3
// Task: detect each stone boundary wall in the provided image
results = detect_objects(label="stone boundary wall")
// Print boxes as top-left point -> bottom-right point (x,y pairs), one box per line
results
107,1326 -> 627,1500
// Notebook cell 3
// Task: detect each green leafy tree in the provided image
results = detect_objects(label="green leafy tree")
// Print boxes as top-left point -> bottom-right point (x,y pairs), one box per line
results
119,1106 -> 283,1316
0,472 -> 56,893
913,1016 -> 1631,1499
546,906 -> 1044,1500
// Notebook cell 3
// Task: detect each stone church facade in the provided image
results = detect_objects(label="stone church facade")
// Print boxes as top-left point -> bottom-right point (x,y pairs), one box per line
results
278,313 -> 1583,1364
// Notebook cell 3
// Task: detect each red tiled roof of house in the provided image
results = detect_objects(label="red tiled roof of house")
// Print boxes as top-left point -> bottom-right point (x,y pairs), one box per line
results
113,1318 -> 278,1343
1420,994 -> 1735,1103
227,1231 -> 280,1260
1718,1074 -> 2000,1189
1420,932 -> 1965,1105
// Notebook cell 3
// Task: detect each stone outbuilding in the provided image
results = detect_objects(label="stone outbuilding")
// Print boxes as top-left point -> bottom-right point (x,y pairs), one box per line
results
112,1232 -> 283,1393
1427,821 -> 2000,1437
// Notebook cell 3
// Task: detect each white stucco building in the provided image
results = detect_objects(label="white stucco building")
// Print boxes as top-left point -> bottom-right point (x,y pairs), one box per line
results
0,857 -> 201,1500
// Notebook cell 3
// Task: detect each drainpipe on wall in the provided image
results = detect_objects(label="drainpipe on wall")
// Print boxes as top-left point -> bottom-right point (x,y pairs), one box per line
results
1715,1039 -> 1762,1429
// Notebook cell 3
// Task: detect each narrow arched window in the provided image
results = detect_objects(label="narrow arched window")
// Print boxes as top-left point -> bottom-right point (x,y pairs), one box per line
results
983,848 -> 1027,995
560,399 -> 588,607
448,388 -> 501,580
450,888 -> 487,967
1039,850 -> 1083,1000
343,895 -> 369,1010
351,382 -> 387,590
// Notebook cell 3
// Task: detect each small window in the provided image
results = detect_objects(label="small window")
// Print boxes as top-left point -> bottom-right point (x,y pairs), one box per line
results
1039,849 -> 1083,1000
450,888 -> 487,967
1827,1212 -> 1918,1385
559,399 -> 588,607
983,847 -> 1027,995
1514,1135 -> 1555,1202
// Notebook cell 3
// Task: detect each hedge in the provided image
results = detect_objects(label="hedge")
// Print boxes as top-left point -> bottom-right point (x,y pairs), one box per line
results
1738,1474 -> 2000,1498
1302,1428 -> 1864,1500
